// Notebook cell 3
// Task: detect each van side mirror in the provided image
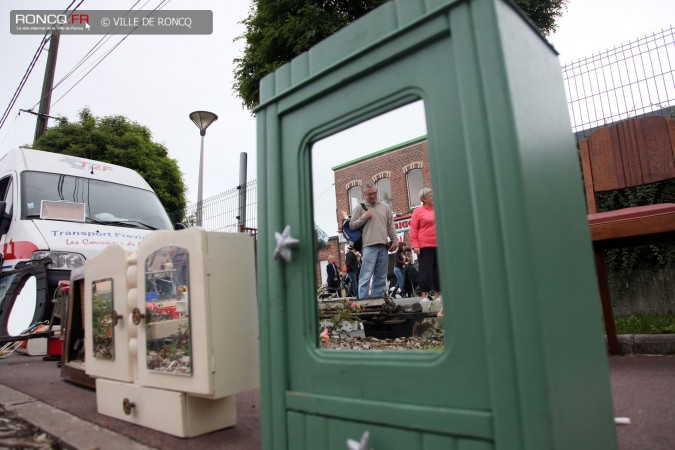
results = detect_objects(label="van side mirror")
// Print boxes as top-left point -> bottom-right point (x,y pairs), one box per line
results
0,201 -> 9,236
174,222 -> 187,230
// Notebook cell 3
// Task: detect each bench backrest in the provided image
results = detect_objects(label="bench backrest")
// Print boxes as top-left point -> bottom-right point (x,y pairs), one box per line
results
579,116 -> 675,213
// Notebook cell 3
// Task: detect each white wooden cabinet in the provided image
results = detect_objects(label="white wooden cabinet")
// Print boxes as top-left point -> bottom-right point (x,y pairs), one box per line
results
84,228 -> 258,437
96,379 -> 236,438
84,244 -> 134,382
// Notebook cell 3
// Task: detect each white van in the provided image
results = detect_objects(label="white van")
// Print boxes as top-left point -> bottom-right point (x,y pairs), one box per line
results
0,148 -> 175,294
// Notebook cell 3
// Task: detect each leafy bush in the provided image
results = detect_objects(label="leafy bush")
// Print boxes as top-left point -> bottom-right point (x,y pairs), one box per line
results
615,313 -> 675,334
596,180 -> 675,294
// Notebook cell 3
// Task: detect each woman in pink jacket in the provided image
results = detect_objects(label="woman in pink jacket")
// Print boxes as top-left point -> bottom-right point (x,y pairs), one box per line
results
410,188 -> 440,299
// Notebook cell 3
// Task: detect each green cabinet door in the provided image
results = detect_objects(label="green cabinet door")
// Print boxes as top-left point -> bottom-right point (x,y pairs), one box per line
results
256,1 -> 618,449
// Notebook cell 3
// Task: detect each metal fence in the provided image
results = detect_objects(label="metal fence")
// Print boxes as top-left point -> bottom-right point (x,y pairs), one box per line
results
178,27 -> 674,230
562,26 -> 675,140
179,180 -> 257,232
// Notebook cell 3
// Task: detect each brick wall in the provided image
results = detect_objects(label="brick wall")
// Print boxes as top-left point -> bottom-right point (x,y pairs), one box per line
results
315,138 -> 431,292
334,139 -> 430,221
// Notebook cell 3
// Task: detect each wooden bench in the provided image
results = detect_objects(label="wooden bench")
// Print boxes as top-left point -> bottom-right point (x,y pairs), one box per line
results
579,115 -> 675,354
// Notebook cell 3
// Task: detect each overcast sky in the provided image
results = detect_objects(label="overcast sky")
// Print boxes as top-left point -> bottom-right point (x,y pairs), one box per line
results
0,0 -> 253,206
0,0 -> 673,225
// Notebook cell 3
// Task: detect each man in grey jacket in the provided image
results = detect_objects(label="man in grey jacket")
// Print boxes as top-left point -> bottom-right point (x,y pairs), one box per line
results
349,182 -> 398,298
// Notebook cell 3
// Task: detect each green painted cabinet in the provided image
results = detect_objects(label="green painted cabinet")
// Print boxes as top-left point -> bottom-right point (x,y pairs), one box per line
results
255,0 -> 618,449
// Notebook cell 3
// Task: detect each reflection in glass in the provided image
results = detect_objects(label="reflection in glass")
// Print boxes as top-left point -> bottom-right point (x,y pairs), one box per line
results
21,172 -> 173,231
376,177 -> 393,208
311,100 -> 444,351
348,185 -> 362,212
144,246 -> 191,375
92,278 -> 114,360
406,169 -> 424,208
7,276 -> 37,336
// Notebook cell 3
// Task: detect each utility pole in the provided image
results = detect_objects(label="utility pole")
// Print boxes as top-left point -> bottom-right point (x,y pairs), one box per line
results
237,152 -> 248,231
34,33 -> 60,145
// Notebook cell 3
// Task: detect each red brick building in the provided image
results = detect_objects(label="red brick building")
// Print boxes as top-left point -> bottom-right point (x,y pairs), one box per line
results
333,136 -> 431,243
315,136 -> 432,292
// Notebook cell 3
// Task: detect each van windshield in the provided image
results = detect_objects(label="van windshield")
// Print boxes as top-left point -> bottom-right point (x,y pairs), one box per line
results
21,171 -> 173,230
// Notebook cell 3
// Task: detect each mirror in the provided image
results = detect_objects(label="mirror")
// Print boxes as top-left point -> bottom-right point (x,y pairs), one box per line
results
144,246 -> 191,375
6,275 -> 37,336
92,278 -> 114,360
311,100 -> 444,351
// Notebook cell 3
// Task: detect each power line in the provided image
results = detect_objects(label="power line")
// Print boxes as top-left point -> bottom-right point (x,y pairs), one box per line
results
0,0 -> 83,131
314,182 -> 336,204
48,0 -> 172,109
29,0 -> 147,111
3,0 -> 172,134
0,35 -> 50,130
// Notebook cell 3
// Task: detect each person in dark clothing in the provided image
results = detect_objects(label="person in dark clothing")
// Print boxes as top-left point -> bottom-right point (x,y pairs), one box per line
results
326,255 -> 340,296
391,242 -> 407,298
403,249 -> 419,297
345,247 -> 360,298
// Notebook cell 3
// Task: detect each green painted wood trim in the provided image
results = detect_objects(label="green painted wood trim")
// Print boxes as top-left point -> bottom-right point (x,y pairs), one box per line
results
288,411 -> 495,449
286,391 -> 494,440
331,135 -> 428,170
256,0 -> 551,112
256,0 -> 618,449
255,109 -> 275,449
257,105 -> 292,449
447,3 -> 526,448
458,0 -> 617,448
256,2 -> 456,111
483,1 -> 617,448
275,14 -> 450,116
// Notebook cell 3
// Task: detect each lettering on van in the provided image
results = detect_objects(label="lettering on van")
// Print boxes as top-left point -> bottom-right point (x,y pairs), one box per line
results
50,230 -> 144,240
65,238 -> 140,247
59,155 -> 113,172
50,230 -> 145,248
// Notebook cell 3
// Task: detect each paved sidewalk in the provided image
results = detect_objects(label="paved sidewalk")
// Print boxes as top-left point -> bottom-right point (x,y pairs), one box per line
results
0,384 -> 153,450
0,355 -> 260,450
609,355 -> 675,450
0,353 -> 674,449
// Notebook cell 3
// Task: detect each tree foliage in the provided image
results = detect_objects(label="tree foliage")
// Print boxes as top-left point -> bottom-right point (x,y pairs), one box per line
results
234,0 -> 568,111
516,0 -> 567,36
33,108 -> 186,220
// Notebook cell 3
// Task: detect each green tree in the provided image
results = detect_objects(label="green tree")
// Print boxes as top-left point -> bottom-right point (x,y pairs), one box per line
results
233,0 -> 567,111
33,108 -> 186,220
516,0 -> 567,36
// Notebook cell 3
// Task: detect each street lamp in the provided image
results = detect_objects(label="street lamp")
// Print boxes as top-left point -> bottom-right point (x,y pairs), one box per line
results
189,111 -> 218,226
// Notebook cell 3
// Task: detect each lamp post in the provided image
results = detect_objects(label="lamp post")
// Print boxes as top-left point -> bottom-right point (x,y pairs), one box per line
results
189,111 -> 218,226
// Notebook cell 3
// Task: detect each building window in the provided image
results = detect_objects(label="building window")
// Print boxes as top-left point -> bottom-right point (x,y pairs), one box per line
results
348,186 -> 362,212
406,169 -> 424,208
376,178 -> 392,208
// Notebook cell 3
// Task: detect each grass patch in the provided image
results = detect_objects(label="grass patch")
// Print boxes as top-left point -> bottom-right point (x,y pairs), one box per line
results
615,313 -> 675,334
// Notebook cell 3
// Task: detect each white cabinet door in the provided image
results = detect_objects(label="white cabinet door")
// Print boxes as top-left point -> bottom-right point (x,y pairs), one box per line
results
84,244 -> 133,382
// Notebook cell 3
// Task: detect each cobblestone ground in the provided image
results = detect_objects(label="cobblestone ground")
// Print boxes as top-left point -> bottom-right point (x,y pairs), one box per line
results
323,334 -> 444,350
